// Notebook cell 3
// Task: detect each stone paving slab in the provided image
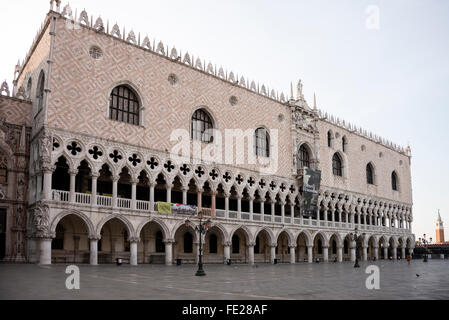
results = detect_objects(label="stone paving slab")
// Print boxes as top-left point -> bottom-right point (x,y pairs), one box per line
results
0,260 -> 448,300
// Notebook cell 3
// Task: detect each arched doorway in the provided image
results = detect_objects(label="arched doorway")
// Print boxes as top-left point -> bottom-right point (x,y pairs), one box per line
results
254,229 -> 271,263
203,225 -> 225,263
98,218 -> 132,264
173,224 -> 197,264
230,228 -> 250,263
296,232 -> 309,262
138,221 -> 167,264
276,231 -> 290,263
51,214 -> 90,263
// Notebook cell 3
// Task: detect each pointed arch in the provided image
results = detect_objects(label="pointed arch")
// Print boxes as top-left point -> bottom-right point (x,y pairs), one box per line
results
296,230 -> 313,247
96,214 -> 135,239
229,225 -> 252,244
50,209 -> 96,237
276,228 -> 295,246
136,217 -> 170,240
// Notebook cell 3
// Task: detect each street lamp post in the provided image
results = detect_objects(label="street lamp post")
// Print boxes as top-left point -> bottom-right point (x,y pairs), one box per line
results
185,211 -> 211,276
420,234 -> 431,262
351,228 -> 365,268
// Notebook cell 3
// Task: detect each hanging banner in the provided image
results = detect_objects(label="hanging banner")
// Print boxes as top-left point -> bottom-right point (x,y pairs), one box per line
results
157,202 -> 172,214
171,204 -> 197,215
300,168 -> 321,218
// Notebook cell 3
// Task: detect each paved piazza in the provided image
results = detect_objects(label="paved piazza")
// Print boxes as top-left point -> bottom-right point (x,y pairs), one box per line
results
1,260 -> 448,300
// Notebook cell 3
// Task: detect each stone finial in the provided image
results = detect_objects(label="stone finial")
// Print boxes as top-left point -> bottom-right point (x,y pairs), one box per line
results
313,93 -> 317,109
228,72 -> 235,83
127,30 -> 137,44
183,52 -> 191,65
93,17 -> 104,31
79,9 -> 89,26
297,79 -> 304,100
0,81 -> 10,96
206,62 -> 214,74
170,47 -> 178,60
15,86 -> 26,99
111,23 -> 121,38
156,41 -> 165,55
280,92 -> 286,102
239,76 -> 246,87
250,81 -> 256,91
218,67 -> 225,79
195,57 -> 202,70
61,4 -> 72,17
142,36 -> 151,50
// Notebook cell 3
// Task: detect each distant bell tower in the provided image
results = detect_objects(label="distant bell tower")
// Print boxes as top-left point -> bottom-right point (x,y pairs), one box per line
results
436,210 -> 445,244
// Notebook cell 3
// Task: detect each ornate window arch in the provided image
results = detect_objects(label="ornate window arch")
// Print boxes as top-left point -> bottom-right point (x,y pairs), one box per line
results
254,127 -> 270,157
109,85 -> 140,125
0,151 -> 8,185
298,144 -> 310,169
36,71 -> 45,112
26,78 -> 32,99
342,136 -> 347,152
327,130 -> 333,148
191,108 -> 214,143
332,153 -> 343,176
366,163 -> 374,184
392,171 -> 399,191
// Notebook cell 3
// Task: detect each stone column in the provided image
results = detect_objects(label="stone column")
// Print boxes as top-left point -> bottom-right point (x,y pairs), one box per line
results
290,204 -> 294,219
350,241 -> 356,262
323,246 -> 329,262
307,245 -> 313,263
401,247 -> 406,259
69,169 -> 77,203
130,238 -> 139,266
197,189 -> 203,211
260,200 -> 264,215
89,237 -> 99,265
324,209 -> 328,222
271,202 -> 275,222
362,246 -> 368,261
91,173 -> 98,206
39,238 -> 53,265
131,178 -> 138,210
223,242 -> 231,263
373,245 -> 379,260
211,191 -> 216,217
392,246 -> 397,260
36,174 -> 43,200
224,193 -> 229,218
289,246 -> 296,264
281,201 -> 285,223
149,183 -> 155,211
248,243 -> 255,265
337,246 -> 343,262
42,167 -> 53,200
166,185 -> 172,204
270,245 -> 276,264
164,239 -> 174,265
112,175 -> 119,208
182,187 -> 188,205
237,195 -> 242,218
249,196 -> 254,215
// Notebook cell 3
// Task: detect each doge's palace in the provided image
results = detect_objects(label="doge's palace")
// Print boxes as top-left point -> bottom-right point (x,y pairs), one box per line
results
0,0 -> 414,265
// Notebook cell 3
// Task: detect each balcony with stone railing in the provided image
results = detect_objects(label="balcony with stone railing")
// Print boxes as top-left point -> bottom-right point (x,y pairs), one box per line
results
50,189 -> 412,236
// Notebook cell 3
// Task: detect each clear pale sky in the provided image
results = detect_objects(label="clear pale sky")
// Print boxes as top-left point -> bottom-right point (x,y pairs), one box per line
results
1,0 -> 448,241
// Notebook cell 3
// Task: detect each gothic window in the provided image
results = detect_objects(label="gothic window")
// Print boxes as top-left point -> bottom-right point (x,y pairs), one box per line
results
327,131 -> 332,147
191,108 -> 214,143
37,71 -> 45,112
342,136 -> 347,152
26,78 -> 32,99
209,234 -> 217,254
52,225 -> 64,250
0,155 -> 7,185
332,153 -> 342,176
254,127 -> 270,157
298,144 -> 310,169
366,163 -> 374,184
109,85 -> 140,125
392,171 -> 398,191
232,235 -> 240,254
155,231 -> 165,253
184,232 -> 193,253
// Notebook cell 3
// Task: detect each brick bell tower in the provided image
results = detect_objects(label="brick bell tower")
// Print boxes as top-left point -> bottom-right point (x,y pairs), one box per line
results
436,210 -> 445,244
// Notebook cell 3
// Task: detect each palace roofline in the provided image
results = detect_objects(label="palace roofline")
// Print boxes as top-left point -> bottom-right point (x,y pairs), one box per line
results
10,1 -> 410,156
